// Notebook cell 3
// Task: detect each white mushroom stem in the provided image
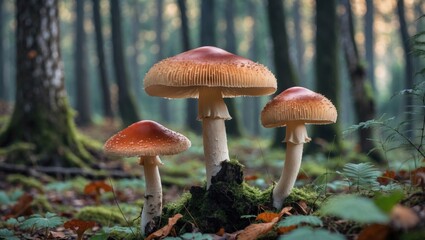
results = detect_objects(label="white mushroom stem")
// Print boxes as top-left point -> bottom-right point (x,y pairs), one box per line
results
140,156 -> 163,235
273,122 -> 311,209
198,87 -> 231,189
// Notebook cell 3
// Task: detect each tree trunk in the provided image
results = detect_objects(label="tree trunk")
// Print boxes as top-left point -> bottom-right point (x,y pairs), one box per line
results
110,0 -> 141,126
74,0 -> 92,126
92,0 -> 114,119
156,0 -> 170,123
397,0 -> 414,138
311,0 -> 342,153
224,0 -> 242,137
200,0 -> 215,46
177,0 -> 200,132
340,0 -> 384,163
0,0 -> 4,101
364,0 -> 375,91
130,0 -> 143,104
293,0 -> 305,84
249,0 -> 261,136
0,0 -> 95,168
266,0 -> 299,148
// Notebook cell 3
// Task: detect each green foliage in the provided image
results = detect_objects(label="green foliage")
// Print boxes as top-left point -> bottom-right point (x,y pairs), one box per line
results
373,190 -> 404,214
338,163 -> 380,191
0,191 -> 11,205
45,181 -> 73,192
278,215 -> 323,227
0,228 -> 19,240
19,212 -> 63,231
6,174 -> 44,192
278,227 -> 345,240
76,206 -> 127,226
320,194 -> 389,224
89,226 -> 139,240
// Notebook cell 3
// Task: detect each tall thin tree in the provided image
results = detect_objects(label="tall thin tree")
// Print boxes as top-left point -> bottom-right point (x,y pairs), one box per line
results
364,0 -> 375,91
92,0 -> 114,119
311,0 -> 342,152
0,0 -> 95,167
0,0 -> 6,101
397,0 -> 414,138
267,0 -> 299,148
224,0 -> 242,137
293,0 -> 306,84
110,0 -> 141,126
340,0 -> 383,162
177,0 -> 200,132
74,0 -> 92,126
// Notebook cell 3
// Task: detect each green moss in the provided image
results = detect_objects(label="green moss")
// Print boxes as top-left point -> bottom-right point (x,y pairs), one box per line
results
6,174 -> 44,192
76,206 -> 127,226
32,195 -> 53,212
155,160 -> 274,235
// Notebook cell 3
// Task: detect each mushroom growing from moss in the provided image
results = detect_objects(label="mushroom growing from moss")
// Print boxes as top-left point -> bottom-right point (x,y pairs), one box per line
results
144,46 -> 277,188
261,87 -> 337,209
103,120 -> 191,235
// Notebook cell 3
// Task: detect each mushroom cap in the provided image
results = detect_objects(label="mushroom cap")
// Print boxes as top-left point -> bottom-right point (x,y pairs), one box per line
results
261,86 -> 337,128
104,120 -> 191,157
144,46 -> 277,98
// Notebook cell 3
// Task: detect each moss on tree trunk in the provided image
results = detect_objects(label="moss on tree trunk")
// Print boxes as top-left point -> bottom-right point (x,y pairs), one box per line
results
0,0 -> 95,168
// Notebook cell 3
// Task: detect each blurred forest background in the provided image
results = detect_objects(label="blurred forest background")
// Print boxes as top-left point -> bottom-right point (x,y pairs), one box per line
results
0,0 -> 424,162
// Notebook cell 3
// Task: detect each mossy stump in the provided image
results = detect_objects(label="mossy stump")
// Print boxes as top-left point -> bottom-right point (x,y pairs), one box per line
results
148,160 -> 274,235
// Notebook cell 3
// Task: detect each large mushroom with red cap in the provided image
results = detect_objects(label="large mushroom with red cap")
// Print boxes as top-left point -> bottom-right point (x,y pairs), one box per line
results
261,87 -> 337,209
103,120 -> 191,235
144,46 -> 277,189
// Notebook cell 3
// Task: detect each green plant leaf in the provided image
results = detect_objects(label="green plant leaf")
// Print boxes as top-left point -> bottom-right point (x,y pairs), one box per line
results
278,215 -> 323,227
278,227 -> 345,240
320,194 -> 389,224
19,212 -> 63,231
340,163 -> 380,189
373,190 -> 404,213
0,228 -> 20,240
0,191 -> 11,205
179,232 -> 213,240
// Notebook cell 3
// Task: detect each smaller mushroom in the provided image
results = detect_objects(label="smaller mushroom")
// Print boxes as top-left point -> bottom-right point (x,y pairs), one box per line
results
261,87 -> 337,209
103,120 -> 191,235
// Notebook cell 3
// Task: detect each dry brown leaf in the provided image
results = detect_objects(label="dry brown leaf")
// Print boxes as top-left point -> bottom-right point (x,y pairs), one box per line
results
64,219 -> 96,240
83,181 -> 113,195
390,204 -> 420,230
216,227 -> 225,236
145,213 -> 183,240
357,224 -> 390,240
256,212 -> 280,223
277,225 -> 297,235
411,167 -> 425,185
237,217 -> 278,240
244,175 -> 258,181
377,170 -> 396,185
48,231 -> 66,239
6,193 -> 33,219
278,206 -> 293,218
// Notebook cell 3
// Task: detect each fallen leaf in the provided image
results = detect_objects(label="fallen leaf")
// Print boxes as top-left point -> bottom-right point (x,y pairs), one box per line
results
64,219 -> 96,240
277,225 -> 297,235
279,206 -> 293,218
49,231 -> 66,239
145,213 -> 183,240
390,204 -> 420,230
216,227 -> 225,236
84,181 -> 113,195
377,170 -> 396,185
357,224 -> 390,240
237,217 -> 279,240
6,193 -> 33,219
244,175 -> 258,181
256,212 -> 280,223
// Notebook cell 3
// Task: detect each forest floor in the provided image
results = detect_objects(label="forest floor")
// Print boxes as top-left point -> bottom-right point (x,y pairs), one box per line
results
0,109 -> 425,239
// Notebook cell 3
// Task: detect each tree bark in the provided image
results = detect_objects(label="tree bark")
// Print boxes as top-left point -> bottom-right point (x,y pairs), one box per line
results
130,0 -> 143,104
156,0 -> 170,123
0,0 -> 95,167
266,0 -> 299,148
249,0 -> 261,136
364,0 -> 375,91
224,0 -> 242,137
74,0 -> 92,126
311,0 -> 342,153
92,0 -> 114,119
0,0 -> 5,101
397,0 -> 414,138
293,0 -> 305,84
177,0 -> 200,132
340,0 -> 384,163
110,0 -> 141,126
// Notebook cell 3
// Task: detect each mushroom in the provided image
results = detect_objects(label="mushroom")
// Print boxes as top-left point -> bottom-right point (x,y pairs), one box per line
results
261,87 -> 337,209
144,46 -> 277,188
103,120 -> 191,235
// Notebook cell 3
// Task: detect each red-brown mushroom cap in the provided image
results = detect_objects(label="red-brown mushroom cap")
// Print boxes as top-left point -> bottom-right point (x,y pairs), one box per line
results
143,46 -> 277,98
261,86 -> 337,128
104,120 -> 191,157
